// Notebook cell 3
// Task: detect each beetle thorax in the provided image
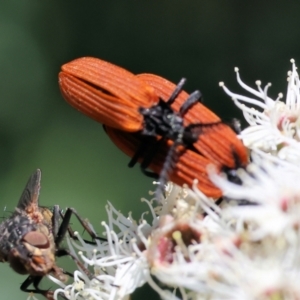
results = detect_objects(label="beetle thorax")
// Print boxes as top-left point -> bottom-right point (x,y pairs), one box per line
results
140,100 -> 186,142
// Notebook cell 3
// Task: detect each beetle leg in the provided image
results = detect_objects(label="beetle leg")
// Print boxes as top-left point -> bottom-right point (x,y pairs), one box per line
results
155,141 -> 183,200
139,137 -> 170,179
229,118 -> 242,134
179,90 -> 202,116
128,137 -> 150,168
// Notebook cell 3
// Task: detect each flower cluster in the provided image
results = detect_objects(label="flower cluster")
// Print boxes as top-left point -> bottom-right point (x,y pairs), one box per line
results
44,60 -> 300,300
219,59 -> 300,163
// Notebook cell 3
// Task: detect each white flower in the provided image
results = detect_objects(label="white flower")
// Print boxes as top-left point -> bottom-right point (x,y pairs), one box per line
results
49,163 -> 300,300
49,185 -> 224,300
211,152 -> 300,235
52,200 -> 153,300
219,59 -> 300,163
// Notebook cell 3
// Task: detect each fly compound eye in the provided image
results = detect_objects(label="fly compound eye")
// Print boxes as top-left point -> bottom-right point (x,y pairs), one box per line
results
22,231 -> 50,249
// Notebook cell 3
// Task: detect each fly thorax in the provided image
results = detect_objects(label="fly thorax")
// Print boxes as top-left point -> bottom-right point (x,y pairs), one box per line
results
0,213 -> 35,258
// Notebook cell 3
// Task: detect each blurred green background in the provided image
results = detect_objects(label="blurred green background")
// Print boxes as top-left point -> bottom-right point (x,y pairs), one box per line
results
1,1 -> 300,299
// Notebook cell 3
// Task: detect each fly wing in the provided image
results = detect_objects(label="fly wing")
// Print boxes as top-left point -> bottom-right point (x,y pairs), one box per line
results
17,169 -> 41,212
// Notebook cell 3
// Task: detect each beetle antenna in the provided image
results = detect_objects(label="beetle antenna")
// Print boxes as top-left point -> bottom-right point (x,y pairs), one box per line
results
179,90 -> 202,116
166,78 -> 187,105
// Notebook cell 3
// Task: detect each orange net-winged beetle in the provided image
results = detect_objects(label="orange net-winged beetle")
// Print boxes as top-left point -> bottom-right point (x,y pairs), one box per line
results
59,57 -> 248,199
